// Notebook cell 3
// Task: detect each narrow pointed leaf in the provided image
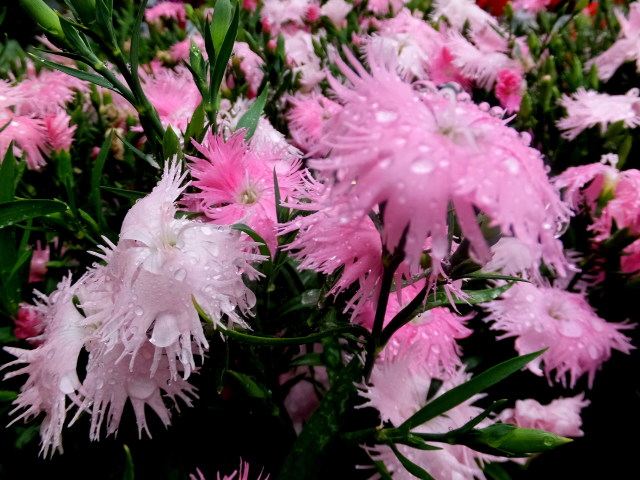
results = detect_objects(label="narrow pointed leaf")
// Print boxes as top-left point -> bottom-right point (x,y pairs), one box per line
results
231,223 -> 271,258
0,200 -> 68,229
209,2 -> 238,106
129,0 -> 148,90
236,85 -> 269,140
100,186 -> 146,200
0,145 -> 16,202
32,55 -> 115,90
211,0 -> 231,52
388,443 -> 436,480
400,350 -> 545,431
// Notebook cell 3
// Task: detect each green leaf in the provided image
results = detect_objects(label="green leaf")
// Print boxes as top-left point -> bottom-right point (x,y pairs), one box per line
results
58,14 -> 92,56
424,282 -> 515,311
184,101 -> 205,145
0,326 -> 16,343
211,0 -> 232,53
399,350 -> 545,431
122,444 -> 135,480
116,133 -> 160,168
236,85 -> 269,140
388,443 -> 436,480
89,132 -> 112,229
227,370 -> 278,416
129,0 -> 147,94
0,200 -> 68,229
162,127 -> 181,159
0,390 -> 17,402
461,272 -> 529,282
100,186 -> 146,200
95,0 -> 116,44
484,462 -> 513,480
231,223 -> 271,258
31,54 -> 116,91
0,144 -> 16,202
209,1 -> 238,107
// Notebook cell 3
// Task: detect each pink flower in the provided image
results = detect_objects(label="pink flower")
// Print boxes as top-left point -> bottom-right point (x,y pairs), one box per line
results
185,131 -> 303,255
28,242 -> 51,283
145,1 -> 187,29
484,282 -> 634,387
210,459 -> 269,480
310,50 -> 570,280
366,0 -> 409,15
586,3 -> 640,81
554,156 -> 640,240
13,69 -> 87,117
0,113 -> 49,170
141,66 -> 202,132
3,276 -> 91,456
511,0 -> 553,14
44,111 -> 76,152
557,88 -> 640,140
495,69 -> 524,113
286,92 -> 342,152
622,238 -> 640,275
498,394 -> 590,438
170,35 -> 207,62
260,0 -> 309,35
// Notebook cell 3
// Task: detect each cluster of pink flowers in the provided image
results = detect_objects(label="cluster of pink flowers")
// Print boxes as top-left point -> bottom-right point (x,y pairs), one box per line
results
0,67 -> 85,168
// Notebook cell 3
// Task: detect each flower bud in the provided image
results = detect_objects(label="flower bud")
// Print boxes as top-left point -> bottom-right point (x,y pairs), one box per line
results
465,423 -> 572,456
19,0 -> 63,38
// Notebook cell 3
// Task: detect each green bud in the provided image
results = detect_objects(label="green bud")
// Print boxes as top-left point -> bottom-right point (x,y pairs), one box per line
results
467,424 -> 572,456
519,92 -> 533,118
19,0 -> 63,38
69,0 -> 96,24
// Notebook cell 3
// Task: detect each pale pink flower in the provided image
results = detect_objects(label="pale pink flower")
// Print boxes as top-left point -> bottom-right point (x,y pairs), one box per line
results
431,0 -> 498,31
83,160 -> 264,382
233,42 -> 265,98
320,0 -> 352,25
286,92 -> 342,152
366,0 -> 408,15
586,2 -> 640,81
498,393 -> 590,438
554,156 -> 640,240
141,66 -> 202,132
214,459 -> 270,480
495,69 -> 525,113
557,88 -> 640,140
3,276 -> 91,457
511,0 -> 553,14
363,369 -> 495,480
44,111 -> 76,152
310,50 -> 570,279
484,282 -> 634,388
145,1 -> 187,28
70,341 -> 197,440
260,0 -> 310,34
282,198 -> 386,311
185,131 -> 303,255
305,2 -> 321,23
283,30 -> 326,91
446,29 -> 522,90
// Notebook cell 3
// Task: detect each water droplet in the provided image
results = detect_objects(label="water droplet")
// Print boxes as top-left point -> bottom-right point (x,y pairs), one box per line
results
301,290 -> 320,305
150,312 -> 181,347
59,373 -> 77,394
174,269 -> 187,281
375,110 -> 398,123
525,294 -> 535,303
558,321 -> 583,338
587,344 -> 600,360
127,375 -> 156,399
46,349 -> 56,360
504,157 -> 520,174
411,159 -> 434,174
96,379 -> 104,390
134,306 -> 144,316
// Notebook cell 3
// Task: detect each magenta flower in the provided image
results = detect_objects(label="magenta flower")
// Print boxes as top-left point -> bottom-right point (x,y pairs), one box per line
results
185,130 -> 303,255
484,282 -> 634,387
495,69 -> 525,113
145,1 -> 187,29
44,111 -> 76,152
